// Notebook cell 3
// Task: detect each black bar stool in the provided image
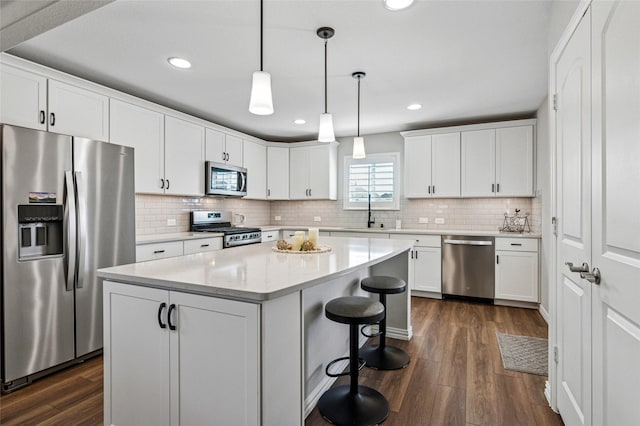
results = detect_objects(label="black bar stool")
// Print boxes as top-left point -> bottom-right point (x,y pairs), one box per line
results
318,296 -> 389,426
360,276 -> 410,370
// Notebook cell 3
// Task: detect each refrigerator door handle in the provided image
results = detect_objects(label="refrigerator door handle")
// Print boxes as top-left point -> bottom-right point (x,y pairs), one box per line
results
64,171 -> 77,292
75,171 -> 86,289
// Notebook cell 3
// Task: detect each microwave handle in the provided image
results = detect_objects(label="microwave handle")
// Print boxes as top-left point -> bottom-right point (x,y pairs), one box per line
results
240,172 -> 247,192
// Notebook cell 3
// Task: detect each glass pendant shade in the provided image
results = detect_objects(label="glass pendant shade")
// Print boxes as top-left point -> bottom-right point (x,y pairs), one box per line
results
249,71 -> 274,115
353,136 -> 366,159
318,113 -> 335,142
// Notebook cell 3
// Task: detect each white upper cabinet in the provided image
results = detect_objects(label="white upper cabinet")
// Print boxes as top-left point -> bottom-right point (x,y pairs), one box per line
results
110,99 -> 165,194
461,124 -> 534,197
461,129 -> 496,197
0,65 -> 108,140
404,132 -> 460,198
0,64 -> 47,130
242,140 -> 267,199
205,129 -> 243,167
47,80 -> 109,141
495,126 -> 534,196
165,116 -> 204,196
267,146 -> 289,200
289,144 -> 337,200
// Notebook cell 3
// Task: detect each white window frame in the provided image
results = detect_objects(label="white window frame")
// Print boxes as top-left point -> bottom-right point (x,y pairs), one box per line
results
343,152 -> 400,210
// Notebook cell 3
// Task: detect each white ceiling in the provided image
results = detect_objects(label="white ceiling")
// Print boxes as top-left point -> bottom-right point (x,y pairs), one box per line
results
7,0 -> 552,142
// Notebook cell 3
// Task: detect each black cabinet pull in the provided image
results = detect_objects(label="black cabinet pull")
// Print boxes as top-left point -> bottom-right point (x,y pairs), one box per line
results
201,244 -> 209,247
40,110 -> 45,124
267,189 -> 270,196
428,186 -> 431,194
432,185 -> 435,194
158,302 -> 167,329
50,112 -> 55,126
167,304 -> 176,331
153,250 -> 165,254
410,250 -> 414,259
166,179 -> 170,190
161,178 -> 165,189
497,183 -> 500,193
497,255 -> 499,264
415,250 -> 419,259
492,183 -> 495,193
510,243 -> 522,246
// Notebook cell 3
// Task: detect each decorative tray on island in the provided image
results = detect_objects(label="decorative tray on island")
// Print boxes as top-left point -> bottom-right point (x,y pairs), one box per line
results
272,245 -> 332,254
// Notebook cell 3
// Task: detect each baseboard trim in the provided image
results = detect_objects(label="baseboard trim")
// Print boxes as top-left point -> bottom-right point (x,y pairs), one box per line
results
410,290 -> 443,299
494,299 -> 539,309
538,304 -> 550,324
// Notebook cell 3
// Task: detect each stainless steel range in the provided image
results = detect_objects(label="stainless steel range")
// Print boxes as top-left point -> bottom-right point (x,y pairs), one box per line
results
190,211 -> 261,248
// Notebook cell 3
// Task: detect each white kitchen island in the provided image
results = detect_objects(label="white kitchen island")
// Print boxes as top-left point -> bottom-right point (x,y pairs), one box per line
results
97,236 -> 413,426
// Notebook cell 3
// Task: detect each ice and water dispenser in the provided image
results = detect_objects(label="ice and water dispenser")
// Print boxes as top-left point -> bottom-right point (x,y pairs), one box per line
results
18,204 -> 64,260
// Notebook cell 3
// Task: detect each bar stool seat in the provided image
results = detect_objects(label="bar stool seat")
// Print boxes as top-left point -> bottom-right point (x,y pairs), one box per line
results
360,276 -> 410,370
318,296 -> 389,426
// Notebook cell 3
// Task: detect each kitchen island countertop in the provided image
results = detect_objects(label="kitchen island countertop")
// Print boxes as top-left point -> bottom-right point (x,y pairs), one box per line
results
99,236 -> 413,302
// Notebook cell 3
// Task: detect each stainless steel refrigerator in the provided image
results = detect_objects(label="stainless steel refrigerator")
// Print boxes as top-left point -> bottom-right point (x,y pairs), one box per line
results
1,125 -> 135,392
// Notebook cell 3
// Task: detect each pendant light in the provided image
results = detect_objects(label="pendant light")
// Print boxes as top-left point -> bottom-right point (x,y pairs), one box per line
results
317,27 -> 335,142
249,0 -> 274,115
352,71 -> 366,159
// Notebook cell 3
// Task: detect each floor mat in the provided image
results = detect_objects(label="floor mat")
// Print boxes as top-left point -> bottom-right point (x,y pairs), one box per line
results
496,332 -> 548,376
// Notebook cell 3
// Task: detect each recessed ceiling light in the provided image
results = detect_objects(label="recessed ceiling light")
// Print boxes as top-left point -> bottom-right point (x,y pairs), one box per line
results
167,57 -> 191,69
383,0 -> 414,11
293,119 -> 306,125
407,103 -> 422,111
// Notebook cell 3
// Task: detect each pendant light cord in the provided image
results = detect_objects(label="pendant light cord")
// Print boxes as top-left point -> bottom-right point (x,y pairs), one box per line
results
357,77 -> 361,137
260,0 -> 263,71
324,39 -> 328,114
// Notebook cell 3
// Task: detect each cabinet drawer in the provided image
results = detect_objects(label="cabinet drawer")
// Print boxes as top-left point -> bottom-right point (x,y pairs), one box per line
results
495,237 -> 538,252
390,233 -> 440,247
136,241 -> 183,262
261,230 -> 279,243
183,237 -> 222,254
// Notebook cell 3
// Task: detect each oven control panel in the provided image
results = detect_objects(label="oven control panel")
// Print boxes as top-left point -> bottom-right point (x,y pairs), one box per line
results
224,232 -> 262,248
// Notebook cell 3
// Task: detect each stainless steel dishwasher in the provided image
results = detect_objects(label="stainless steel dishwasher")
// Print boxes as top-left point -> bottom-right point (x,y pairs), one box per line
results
442,235 -> 495,299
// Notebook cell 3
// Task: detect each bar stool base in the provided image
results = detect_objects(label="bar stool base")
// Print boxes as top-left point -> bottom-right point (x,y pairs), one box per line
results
318,385 -> 389,426
360,345 -> 410,370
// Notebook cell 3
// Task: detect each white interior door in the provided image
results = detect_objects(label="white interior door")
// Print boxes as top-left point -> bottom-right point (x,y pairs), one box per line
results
591,2 -> 640,425
554,8 -> 592,426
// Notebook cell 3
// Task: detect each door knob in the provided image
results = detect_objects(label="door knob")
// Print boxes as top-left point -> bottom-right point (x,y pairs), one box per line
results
565,262 -> 589,273
581,267 -> 601,285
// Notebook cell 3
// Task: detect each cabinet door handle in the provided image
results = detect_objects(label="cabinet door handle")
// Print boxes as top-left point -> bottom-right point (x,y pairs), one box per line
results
428,186 -> 431,194
415,250 -> 418,259
309,188 -> 311,196
153,249 -> 165,254
166,179 -> 170,190
40,110 -> 46,124
50,112 -> 55,126
200,244 -> 209,247
167,304 -> 177,331
497,183 -> 500,193
222,152 -> 226,161
158,302 -> 167,329
432,185 -> 435,194
267,189 -> 270,197
510,243 -> 522,246
161,178 -> 165,189
497,255 -> 499,264
492,183 -> 495,193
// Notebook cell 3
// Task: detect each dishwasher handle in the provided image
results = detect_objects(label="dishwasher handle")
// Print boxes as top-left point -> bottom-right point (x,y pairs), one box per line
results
443,239 -> 493,246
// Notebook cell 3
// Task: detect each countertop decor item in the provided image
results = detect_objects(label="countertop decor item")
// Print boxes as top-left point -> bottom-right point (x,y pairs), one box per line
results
272,245 -> 331,254
499,209 -> 531,233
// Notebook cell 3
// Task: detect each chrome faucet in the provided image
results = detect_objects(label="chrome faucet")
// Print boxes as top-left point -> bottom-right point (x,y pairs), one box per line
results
367,194 -> 375,228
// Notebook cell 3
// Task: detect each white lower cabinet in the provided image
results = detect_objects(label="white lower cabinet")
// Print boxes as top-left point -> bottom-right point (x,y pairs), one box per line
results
183,237 -> 222,254
391,234 -> 442,295
261,230 -> 279,243
495,237 -> 539,302
103,281 -> 260,426
136,241 -> 184,262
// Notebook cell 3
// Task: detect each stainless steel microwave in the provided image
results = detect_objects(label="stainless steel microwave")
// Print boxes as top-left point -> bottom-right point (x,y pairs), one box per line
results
205,162 -> 247,196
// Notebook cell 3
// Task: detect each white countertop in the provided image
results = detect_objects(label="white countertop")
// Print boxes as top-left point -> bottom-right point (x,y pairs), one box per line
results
255,225 -> 541,238
136,232 -> 224,245
99,236 -> 413,302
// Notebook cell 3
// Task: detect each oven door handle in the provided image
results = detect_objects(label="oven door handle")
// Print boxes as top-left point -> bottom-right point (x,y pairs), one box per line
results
443,239 -> 493,246
240,172 -> 247,193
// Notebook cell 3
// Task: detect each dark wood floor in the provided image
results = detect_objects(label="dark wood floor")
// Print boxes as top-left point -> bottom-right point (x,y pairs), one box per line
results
306,297 -> 564,426
0,297 -> 563,426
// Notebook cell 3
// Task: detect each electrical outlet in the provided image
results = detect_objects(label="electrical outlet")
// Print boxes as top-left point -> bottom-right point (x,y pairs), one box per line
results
274,215 -> 282,221
419,217 -> 429,224
435,218 -> 445,224
314,216 -> 321,222
167,218 -> 176,226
